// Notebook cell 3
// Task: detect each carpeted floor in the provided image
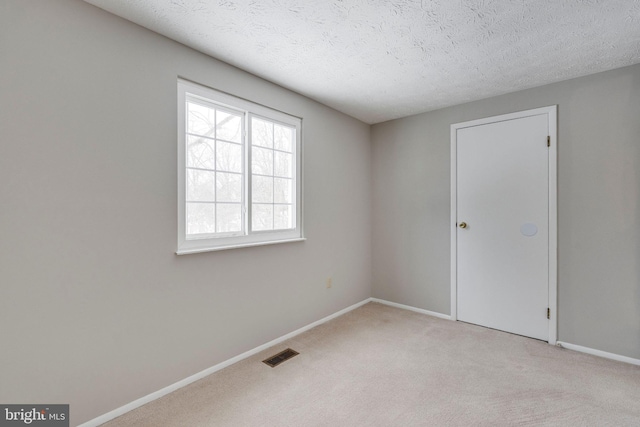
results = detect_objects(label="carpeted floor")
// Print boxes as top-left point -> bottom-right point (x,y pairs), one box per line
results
102,302 -> 640,426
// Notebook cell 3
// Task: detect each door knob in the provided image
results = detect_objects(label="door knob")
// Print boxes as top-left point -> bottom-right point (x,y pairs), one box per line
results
459,222 -> 467,229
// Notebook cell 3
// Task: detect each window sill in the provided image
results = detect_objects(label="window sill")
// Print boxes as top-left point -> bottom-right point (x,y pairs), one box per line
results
175,237 -> 306,255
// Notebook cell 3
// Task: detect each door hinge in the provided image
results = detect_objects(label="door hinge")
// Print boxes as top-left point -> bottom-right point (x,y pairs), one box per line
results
547,308 -> 550,319
547,136 -> 550,147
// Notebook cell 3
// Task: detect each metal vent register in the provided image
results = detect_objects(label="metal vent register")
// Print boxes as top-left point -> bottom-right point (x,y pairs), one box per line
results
262,348 -> 299,367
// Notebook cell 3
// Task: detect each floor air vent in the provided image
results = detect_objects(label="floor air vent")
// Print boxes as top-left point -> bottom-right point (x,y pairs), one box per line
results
262,348 -> 299,367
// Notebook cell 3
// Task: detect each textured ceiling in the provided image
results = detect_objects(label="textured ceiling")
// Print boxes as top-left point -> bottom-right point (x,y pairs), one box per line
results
84,0 -> 640,124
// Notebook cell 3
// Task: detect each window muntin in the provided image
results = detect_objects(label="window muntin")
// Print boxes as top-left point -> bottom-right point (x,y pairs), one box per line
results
177,80 -> 302,254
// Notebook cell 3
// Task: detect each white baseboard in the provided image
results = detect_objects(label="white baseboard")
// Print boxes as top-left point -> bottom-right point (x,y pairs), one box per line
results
556,341 -> 640,366
371,301 -> 640,366
78,298 -> 371,427
371,298 -> 451,320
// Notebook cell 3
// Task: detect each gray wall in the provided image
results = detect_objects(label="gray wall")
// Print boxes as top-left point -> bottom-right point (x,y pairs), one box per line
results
0,1 -> 371,425
372,64 -> 640,360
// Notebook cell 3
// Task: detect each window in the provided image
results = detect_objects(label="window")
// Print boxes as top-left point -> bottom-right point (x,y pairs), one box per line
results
177,79 -> 303,254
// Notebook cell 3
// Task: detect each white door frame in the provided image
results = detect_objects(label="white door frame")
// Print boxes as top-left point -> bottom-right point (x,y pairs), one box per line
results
450,106 -> 558,345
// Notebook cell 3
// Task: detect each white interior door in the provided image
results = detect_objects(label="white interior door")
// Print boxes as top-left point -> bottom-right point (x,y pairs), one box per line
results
453,110 -> 553,341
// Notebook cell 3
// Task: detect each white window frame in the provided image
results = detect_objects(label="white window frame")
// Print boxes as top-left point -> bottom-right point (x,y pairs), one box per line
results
177,79 -> 304,254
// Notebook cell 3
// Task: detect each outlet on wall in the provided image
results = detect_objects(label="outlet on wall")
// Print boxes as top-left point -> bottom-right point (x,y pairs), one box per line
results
326,278 -> 332,289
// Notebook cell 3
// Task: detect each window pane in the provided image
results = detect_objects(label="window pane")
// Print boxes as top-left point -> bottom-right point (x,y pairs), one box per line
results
274,124 -> 293,152
252,204 -> 273,231
274,151 -> 292,178
274,178 -> 292,203
187,203 -> 215,235
217,110 -> 242,143
274,205 -> 293,230
216,172 -> 242,202
252,146 -> 273,176
216,203 -> 242,233
187,169 -> 215,201
216,140 -> 242,173
188,102 -> 215,137
187,135 -> 215,170
252,175 -> 273,203
252,118 -> 273,148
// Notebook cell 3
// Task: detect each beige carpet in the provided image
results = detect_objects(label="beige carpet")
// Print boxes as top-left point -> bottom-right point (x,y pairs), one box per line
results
102,302 -> 640,426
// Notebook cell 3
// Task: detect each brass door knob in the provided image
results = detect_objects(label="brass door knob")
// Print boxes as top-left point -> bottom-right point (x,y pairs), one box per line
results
459,222 -> 467,229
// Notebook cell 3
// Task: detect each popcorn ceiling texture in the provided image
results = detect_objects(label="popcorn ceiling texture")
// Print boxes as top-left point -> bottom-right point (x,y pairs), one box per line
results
84,0 -> 640,123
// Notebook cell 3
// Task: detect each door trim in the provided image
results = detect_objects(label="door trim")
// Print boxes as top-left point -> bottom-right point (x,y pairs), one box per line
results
450,106 -> 557,344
